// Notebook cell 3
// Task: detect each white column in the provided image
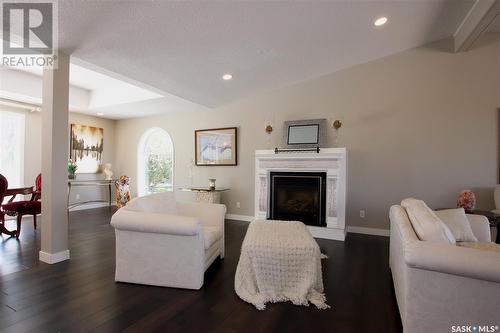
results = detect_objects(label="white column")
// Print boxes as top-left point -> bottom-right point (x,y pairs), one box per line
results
40,52 -> 70,264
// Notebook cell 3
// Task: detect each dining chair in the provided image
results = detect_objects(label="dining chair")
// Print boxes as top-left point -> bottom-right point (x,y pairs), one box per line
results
0,174 -> 10,235
2,174 -> 42,238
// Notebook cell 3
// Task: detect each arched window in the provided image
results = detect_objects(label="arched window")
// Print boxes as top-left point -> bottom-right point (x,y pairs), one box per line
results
137,127 -> 174,196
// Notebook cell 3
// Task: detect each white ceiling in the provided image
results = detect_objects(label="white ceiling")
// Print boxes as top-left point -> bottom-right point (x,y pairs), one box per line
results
57,0 -> 475,109
16,62 -> 163,109
2,55 -> 211,118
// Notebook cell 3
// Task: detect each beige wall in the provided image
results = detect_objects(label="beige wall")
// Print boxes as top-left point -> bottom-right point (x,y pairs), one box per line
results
0,106 -> 116,206
114,34 -> 500,230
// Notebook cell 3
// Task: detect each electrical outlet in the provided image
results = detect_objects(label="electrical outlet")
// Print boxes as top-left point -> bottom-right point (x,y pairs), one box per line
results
75,194 -> 80,200
360,209 -> 366,218
236,202 -> 241,208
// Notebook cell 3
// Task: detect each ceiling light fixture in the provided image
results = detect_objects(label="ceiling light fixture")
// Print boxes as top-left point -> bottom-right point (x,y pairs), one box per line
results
97,112 -> 104,116
374,17 -> 388,27
222,74 -> 233,81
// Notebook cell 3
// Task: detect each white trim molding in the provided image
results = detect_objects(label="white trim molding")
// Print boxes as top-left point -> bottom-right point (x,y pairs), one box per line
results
308,225 -> 346,241
39,249 -> 70,264
226,214 -> 253,222
226,216 -> 389,239
453,0 -> 500,52
347,226 -> 390,237
69,202 -> 116,212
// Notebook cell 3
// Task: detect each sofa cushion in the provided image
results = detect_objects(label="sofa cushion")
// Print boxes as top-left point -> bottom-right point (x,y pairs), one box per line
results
203,226 -> 222,250
435,208 -> 478,242
126,192 -> 178,214
401,198 -> 456,244
111,209 -> 200,236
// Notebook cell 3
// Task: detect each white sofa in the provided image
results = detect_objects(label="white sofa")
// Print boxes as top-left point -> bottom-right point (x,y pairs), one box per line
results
390,205 -> 500,333
110,192 -> 226,290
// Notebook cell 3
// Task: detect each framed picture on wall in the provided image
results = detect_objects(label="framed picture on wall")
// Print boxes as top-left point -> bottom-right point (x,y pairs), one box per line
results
282,119 -> 327,148
195,127 -> 237,166
70,124 -> 104,173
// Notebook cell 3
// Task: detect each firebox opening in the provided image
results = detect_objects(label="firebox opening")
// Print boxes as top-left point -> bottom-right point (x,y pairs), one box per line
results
269,171 -> 327,227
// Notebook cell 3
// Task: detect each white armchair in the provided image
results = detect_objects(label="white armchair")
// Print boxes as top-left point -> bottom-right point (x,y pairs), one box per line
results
110,192 -> 226,290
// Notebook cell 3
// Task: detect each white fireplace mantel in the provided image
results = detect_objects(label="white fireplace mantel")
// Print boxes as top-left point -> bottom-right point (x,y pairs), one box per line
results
254,148 -> 347,241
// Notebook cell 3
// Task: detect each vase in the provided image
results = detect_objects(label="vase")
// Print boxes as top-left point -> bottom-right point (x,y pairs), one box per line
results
68,173 -> 76,180
457,190 -> 476,212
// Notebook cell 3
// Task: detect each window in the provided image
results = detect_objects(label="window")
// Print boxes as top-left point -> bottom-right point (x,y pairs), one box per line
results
0,110 -> 25,187
137,127 -> 174,196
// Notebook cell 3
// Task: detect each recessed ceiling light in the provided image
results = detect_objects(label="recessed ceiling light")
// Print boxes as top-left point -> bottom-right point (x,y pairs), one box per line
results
97,112 -> 104,116
374,17 -> 388,27
222,74 -> 233,81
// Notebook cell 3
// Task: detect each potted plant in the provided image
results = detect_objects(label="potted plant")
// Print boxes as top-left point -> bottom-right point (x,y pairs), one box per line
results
68,159 -> 78,179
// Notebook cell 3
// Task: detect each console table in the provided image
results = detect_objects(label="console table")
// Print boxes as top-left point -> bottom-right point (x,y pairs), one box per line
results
179,187 -> 229,204
68,179 -> 115,210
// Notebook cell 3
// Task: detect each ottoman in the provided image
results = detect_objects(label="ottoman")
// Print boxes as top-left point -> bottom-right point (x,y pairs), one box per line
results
234,220 -> 329,310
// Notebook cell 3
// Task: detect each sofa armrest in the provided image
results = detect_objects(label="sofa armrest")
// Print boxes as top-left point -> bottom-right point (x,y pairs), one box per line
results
111,208 -> 201,236
405,242 -> 500,283
466,214 -> 491,242
176,201 -> 226,227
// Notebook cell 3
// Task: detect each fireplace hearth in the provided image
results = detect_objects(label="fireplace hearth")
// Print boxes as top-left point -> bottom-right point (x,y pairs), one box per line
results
269,171 -> 327,227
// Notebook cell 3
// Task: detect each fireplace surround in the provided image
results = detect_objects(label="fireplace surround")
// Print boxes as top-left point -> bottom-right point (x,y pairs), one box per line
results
254,148 -> 347,240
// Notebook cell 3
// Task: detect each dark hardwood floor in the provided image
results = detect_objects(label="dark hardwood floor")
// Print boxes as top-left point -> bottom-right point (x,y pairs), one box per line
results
0,208 -> 402,333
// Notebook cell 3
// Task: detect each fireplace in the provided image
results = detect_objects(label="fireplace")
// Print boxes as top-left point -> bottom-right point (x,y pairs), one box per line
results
269,171 -> 327,227
255,148 -> 347,240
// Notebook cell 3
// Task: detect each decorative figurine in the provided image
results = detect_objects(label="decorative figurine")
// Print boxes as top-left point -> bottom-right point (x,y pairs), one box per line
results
103,163 -> 113,180
115,175 -> 131,208
209,178 -> 216,190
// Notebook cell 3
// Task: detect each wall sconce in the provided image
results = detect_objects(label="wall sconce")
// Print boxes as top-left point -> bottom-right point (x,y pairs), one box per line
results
265,124 -> 273,134
333,120 -> 342,130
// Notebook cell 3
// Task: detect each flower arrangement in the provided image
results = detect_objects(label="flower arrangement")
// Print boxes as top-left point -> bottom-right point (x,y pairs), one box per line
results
68,159 -> 78,179
457,190 -> 476,212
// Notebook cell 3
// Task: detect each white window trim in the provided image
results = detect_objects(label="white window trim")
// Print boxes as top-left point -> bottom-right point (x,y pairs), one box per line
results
137,127 -> 175,197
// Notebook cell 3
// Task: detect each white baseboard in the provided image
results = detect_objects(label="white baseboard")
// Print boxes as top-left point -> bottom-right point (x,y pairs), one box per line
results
347,226 -> 390,237
308,226 -> 346,241
69,202 -> 115,212
39,249 -> 70,264
226,215 -> 346,241
226,214 -> 253,222
225,215 -> 389,238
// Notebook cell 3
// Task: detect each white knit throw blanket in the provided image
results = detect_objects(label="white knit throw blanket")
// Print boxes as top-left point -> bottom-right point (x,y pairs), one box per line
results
235,220 -> 330,310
